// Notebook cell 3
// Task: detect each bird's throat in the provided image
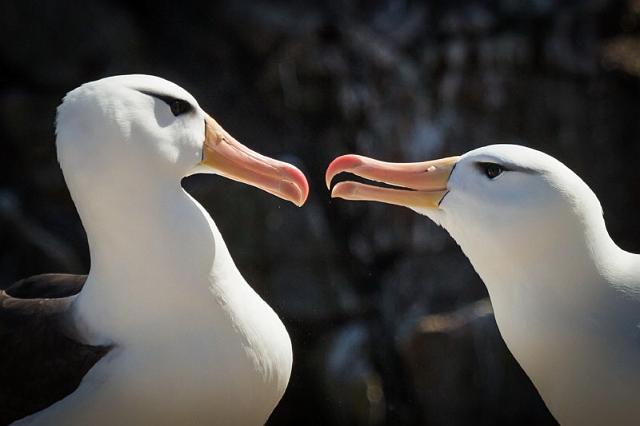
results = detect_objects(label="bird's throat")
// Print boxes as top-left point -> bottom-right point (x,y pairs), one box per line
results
70,183 -> 229,345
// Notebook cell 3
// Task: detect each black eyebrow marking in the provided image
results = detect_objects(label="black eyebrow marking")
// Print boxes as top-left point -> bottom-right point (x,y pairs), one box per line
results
137,90 -> 187,106
475,161 -> 538,174
137,89 -> 194,116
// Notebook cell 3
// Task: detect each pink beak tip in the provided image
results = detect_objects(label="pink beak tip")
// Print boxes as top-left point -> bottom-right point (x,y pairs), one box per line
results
325,154 -> 364,189
286,164 -> 309,207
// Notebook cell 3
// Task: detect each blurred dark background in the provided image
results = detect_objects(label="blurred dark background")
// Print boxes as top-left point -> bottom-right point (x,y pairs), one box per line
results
2,0 -> 640,425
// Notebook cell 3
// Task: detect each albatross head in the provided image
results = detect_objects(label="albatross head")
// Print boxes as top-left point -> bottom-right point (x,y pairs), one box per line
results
326,145 -> 612,284
56,74 -> 308,206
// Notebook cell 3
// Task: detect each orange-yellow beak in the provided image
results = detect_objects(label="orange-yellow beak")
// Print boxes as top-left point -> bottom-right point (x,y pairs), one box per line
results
325,154 -> 459,209
201,115 -> 308,207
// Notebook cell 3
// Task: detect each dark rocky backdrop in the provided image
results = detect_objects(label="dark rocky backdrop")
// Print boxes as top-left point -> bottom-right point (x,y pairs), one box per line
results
1,1 -> 639,425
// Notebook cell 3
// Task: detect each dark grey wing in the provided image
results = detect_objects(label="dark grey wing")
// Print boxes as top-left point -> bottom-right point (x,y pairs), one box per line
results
0,274 -> 112,425
4,274 -> 87,299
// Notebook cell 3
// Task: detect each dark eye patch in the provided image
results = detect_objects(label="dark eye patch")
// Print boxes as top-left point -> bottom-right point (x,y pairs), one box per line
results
476,162 -> 507,179
138,90 -> 193,117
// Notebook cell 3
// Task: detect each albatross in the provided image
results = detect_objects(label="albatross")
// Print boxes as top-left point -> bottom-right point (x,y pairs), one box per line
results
326,144 -> 640,425
1,74 -> 308,425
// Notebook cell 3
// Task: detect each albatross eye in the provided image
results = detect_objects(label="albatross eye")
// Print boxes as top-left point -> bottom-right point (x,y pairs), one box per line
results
480,162 -> 504,179
169,99 -> 192,117
137,90 -> 193,117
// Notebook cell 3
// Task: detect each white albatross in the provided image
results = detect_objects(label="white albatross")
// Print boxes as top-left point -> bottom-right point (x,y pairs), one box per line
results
326,144 -> 640,425
0,74 -> 308,425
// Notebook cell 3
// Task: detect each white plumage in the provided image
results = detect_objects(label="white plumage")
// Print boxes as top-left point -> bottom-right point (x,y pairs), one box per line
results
12,75 -> 308,425
327,144 -> 640,425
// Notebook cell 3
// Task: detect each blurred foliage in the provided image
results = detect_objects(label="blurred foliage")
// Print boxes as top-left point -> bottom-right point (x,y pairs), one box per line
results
1,1 -> 640,425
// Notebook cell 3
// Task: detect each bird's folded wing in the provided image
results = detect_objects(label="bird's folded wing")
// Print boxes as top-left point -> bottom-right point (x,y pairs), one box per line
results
0,274 -> 112,425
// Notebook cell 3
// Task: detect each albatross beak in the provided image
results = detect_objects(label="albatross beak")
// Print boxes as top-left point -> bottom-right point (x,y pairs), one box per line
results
200,115 -> 309,207
325,154 -> 459,209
